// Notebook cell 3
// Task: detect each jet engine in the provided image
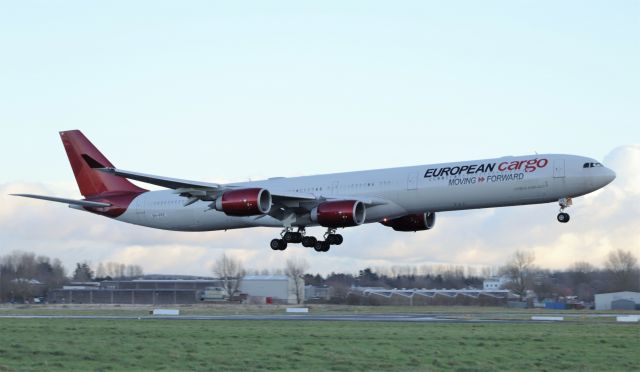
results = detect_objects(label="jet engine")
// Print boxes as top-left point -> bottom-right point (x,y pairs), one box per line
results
214,188 -> 272,216
311,200 -> 366,228
380,212 -> 436,231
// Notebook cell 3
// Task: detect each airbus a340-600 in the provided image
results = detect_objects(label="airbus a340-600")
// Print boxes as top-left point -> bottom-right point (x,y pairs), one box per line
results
13,130 -> 616,252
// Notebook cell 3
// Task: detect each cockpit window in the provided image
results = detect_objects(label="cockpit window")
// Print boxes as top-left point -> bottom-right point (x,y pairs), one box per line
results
583,162 -> 603,168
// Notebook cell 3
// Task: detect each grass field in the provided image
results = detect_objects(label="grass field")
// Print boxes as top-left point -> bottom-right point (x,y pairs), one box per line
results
0,318 -> 638,371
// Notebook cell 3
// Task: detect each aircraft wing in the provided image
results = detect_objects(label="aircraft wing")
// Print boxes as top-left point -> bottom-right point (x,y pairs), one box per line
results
11,194 -> 112,208
97,167 -> 389,210
96,167 -> 323,207
266,191 -> 390,221
97,167 -> 222,190
270,191 -> 387,208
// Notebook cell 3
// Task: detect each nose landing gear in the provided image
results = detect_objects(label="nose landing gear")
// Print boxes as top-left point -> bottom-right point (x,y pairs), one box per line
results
557,197 -> 572,223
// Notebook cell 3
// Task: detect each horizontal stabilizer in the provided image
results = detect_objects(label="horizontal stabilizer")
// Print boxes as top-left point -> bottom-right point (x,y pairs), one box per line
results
11,194 -> 112,208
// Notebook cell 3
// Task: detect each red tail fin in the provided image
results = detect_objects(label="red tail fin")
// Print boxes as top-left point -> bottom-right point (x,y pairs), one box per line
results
60,130 -> 147,197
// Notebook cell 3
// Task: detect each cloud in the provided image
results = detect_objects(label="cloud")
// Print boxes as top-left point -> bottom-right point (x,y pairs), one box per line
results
1,145 -> 638,276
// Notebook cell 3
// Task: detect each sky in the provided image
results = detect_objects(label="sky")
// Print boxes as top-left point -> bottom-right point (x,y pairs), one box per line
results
1,1 -> 638,276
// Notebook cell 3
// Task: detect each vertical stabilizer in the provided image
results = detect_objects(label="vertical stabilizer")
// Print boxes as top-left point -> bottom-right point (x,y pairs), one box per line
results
59,130 -> 147,197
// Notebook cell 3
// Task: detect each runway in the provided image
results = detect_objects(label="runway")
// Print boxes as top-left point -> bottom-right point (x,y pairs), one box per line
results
0,313 -> 559,324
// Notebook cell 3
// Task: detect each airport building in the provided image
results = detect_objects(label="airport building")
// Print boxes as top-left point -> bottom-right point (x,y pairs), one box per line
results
304,285 -> 332,301
594,291 -> 640,310
50,279 -> 217,305
48,276 -> 301,305
483,276 -> 509,290
240,275 -> 301,304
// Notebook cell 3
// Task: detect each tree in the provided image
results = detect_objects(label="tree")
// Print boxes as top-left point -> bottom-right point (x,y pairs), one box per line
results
95,262 -> 144,280
96,262 -> 106,279
212,253 -> 245,298
358,268 -> 380,286
72,262 -> 93,282
1,251 -> 68,302
571,261 -> 596,273
568,261 -> 598,301
500,250 -> 536,300
125,264 -> 144,278
285,257 -> 309,304
605,249 -> 640,292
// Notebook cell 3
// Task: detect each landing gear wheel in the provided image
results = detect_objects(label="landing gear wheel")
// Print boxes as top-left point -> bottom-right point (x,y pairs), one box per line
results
314,241 -> 330,252
283,232 -> 302,243
270,239 -> 287,251
557,197 -> 572,224
557,213 -> 570,223
321,241 -> 330,252
326,234 -> 343,245
302,236 -> 317,248
323,228 -> 343,246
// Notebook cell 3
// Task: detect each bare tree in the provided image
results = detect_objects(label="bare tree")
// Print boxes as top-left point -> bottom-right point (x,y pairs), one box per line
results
96,262 -> 144,279
285,257 -> 309,304
212,253 -> 246,298
500,250 -> 536,300
95,262 -> 106,279
605,249 -> 640,292
125,264 -> 144,278
105,262 -> 120,278
1,251 -> 67,302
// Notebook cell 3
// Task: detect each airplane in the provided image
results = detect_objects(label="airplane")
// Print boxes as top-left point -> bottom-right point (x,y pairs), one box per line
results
12,130 -> 616,252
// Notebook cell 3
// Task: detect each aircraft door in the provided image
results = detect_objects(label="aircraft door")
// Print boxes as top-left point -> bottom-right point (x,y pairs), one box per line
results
407,171 -> 418,190
553,159 -> 565,178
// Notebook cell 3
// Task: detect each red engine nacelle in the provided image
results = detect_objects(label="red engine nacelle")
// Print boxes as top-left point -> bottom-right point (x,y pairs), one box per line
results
311,200 -> 366,228
214,188 -> 272,216
380,212 -> 436,232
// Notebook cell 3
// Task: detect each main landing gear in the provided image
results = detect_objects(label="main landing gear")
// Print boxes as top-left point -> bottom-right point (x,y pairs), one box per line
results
270,227 -> 306,251
557,197 -> 572,223
312,228 -> 343,253
270,227 -> 343,253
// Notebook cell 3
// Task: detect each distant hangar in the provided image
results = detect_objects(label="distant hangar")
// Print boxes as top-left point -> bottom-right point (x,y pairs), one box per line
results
49,275 -> 301,305
594,292 -> 640,310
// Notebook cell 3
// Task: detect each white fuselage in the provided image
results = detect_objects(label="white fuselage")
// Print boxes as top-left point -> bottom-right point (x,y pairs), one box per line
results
114,154 -> 615,232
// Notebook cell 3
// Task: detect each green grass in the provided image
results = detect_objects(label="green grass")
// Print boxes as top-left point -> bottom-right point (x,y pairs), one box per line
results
0,319 -> 637,371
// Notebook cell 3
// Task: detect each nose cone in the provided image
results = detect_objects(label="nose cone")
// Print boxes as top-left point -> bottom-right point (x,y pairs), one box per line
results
594,167 -> 616,190
604,167 -> 616,185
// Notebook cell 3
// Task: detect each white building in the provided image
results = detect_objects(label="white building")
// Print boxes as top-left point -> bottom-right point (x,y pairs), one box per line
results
239,275 -> 302,304
483,276 -> 509,290
594,291 -> 640,310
